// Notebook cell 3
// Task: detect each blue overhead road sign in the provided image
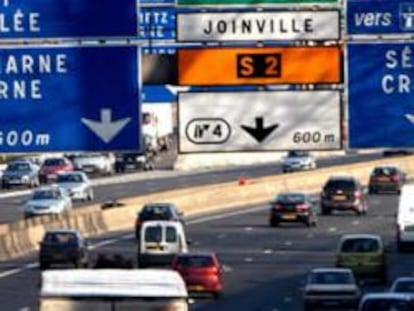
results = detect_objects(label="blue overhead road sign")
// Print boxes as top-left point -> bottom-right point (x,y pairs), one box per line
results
140,7 -> 177,41
0,0 -> 137,39
0,46 -> 140,152
347,0 -> 414,35
348,42 -> 414,148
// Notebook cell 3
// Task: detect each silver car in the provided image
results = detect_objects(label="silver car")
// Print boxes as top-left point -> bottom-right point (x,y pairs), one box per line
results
2,160 -> 40,189
24,185 -> 72,218
282,151 -> 317,173
56,171 -> 94,202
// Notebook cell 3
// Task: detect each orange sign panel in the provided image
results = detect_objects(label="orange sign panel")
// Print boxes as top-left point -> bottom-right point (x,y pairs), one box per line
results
178,46 -> 342,85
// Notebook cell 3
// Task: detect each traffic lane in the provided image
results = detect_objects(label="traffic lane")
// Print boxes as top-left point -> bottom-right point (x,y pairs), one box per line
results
0,193 -> 406,311
0,152 -> 383,224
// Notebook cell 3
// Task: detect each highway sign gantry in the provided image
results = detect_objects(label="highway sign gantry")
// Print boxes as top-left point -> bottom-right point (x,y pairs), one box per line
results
178,0 -> 337,5
0,0 -> 136,40
348,42 -> 414,148
177,10 -> 340,42
178,90 -> 341,153
178,46 -> 342,86
0,45 -> 140,152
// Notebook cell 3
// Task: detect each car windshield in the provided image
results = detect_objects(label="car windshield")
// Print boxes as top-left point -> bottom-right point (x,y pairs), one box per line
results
275,193 -> 306,204
33,190 -> 59,200
7,162 -> 30,171
57,174 -> 84,183
325,179 -> 356,191
310,271 -> 353,284
394,281 -> 414,293
177,255 -> 214,267
361,299 -> 414,311
373,167 -> 397,176
141,205 -> 173,219
44,158 -> 65,166
341,238 -> 380,253
43,232 -> 78,245
144,226 -> 162,243
288,151 -> 309,158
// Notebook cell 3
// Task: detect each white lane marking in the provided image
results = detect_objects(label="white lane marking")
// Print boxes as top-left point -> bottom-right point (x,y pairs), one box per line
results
328,227 -> 337,232
284,297 -> 293,303
245,257 -> 253,262
244,227 -> 253,232
217,234 -> 227,239
19,307 -> 30,311
222,264 -> 232,272
352,220 -> 360,226
284,241 -> 292,246
263,249 -> 273,254
0,205 -> 267,280
307,233 -> 314,238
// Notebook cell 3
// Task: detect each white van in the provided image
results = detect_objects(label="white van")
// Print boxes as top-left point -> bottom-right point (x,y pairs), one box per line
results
396,184 -> 414,252
138,220 -> 188,267
39,269 -> 189,311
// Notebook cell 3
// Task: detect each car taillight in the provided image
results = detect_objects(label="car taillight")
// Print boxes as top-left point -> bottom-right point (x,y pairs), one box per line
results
354,190 -> 362,198
135,218 -> 142,226
296,204 -> 308,212
391,174 -> 399,182
272,204 -> 282,211
207,266 -> 219,274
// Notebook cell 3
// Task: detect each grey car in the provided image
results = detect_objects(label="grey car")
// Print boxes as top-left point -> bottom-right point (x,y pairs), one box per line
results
2,160 -> 40,189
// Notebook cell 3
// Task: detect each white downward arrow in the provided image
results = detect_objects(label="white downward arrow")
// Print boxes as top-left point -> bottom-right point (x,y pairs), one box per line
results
165,84 -> 191,96
81,109 -> 131,144
406,113 -> 414,124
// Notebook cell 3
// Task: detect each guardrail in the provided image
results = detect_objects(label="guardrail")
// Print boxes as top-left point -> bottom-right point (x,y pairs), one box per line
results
0,155 -> 412,261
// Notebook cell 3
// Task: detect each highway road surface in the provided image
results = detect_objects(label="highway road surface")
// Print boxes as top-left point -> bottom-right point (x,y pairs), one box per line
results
0,191 -> 410,311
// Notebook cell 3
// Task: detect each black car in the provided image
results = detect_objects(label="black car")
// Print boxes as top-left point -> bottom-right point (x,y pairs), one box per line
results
39,229 -> 89,270
135,203 -> 185,239
269,192 -> 318,227
320,176 -> 368,216
114,152 -> 153,173
368,166 -> 406,194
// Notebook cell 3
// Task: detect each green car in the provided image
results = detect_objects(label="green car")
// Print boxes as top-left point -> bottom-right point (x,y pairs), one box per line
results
335,234 -> 387,284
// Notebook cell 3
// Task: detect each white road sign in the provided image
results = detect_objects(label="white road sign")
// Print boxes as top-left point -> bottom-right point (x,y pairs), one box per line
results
178,90 -> 341,153
177,11 -> 340,42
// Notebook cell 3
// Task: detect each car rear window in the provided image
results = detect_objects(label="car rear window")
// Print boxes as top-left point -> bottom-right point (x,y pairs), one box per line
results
141,205 -> 173,220
288,151 -> 309,157
325,179 -> 356,191
44,158 -> 65,166
361,299 -> 414,311
7,162 -> 30,171
310,272 -> 353,285
340,238 -> 380,253
166,226 -> 177,242
44,233 -> 78,245
57,174 -> 83,183
373,167 -> 397,176
33,190 -> 59,200
177,255 -> 214,267
394,281 -> 414,293
275,193 -> 306,204
144,226 -> 162,243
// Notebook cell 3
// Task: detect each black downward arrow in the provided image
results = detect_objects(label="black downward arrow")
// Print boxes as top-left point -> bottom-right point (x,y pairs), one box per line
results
241,117 -> 279,143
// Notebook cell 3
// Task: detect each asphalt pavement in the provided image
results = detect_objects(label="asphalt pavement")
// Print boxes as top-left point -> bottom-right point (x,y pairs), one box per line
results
0,191 -> 411,311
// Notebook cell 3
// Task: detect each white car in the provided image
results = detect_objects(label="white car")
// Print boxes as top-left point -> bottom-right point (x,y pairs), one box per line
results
281,151 -> 316,173
303,268 -> 361,311
56,171 -> 94,202
71,153 -> 114,176
24,185 -> 72,218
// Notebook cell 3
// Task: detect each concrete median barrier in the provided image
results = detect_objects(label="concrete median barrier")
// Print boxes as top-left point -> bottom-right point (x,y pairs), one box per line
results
0,155 -> 413,261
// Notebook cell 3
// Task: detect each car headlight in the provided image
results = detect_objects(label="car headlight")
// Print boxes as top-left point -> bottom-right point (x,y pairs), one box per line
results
21,175 -> 29,181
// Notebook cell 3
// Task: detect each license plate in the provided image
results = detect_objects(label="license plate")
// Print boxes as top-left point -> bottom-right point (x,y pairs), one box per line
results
47,174 -> 56,179
333,195 -> 346,201
188,285 -> 204,291
83,167 -> 94,172
282,213 -> 296,220
377,177 -> 389,181
146,245 -> 161,250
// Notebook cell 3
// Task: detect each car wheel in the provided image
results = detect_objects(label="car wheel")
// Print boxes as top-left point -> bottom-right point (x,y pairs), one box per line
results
397,242 -> 406,253
368,187 -> 375,195
304,303 -> 313,311
1,183 -> 9,190
88,190 -> 94,201
321,206 -> 331,216
270,219 -> 278,227
213,291 -> 223,300
397,188 -> 401,195
40,262 -> 49,271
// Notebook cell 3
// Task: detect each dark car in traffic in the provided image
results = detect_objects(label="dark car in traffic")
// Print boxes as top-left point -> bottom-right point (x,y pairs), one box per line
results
358,293 -> 414,311
172,252 -> 223,299
114,152 -> 153,173
368,166 -> 406,194
1,160 -> 40,189
320,176 -> 368,216
269,192 -> 318,227
39,229 -> 89,270
135,203 -> 185,239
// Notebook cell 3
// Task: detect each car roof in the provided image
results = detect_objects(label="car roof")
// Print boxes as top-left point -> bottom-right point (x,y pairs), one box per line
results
339,234 -> 382,241
40,269 -> 188,298
392,277 -> 414,283
277,192 -> 308,197
8,160 -> 31,165
44,229 -> 80,235
310,268 -> 353,274
141,220 -> 183,227
176,251 -> 216,258
35,185 -> 62,191
327,175 -> 357,181
144,202 -> 174,208
361,293 -> 414,301
373,165 -> 399,169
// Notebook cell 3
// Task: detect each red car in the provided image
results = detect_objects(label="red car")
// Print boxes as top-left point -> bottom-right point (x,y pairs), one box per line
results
39,157 -> 74,184
171,252 -> 223,299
